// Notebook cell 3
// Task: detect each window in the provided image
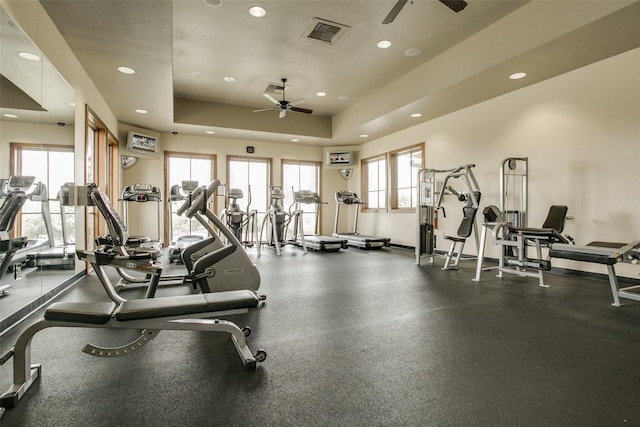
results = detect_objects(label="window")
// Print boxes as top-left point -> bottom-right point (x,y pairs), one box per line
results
390,143 -> 424,210
164,152 -> 215,243
282,160 -> 321,234
361,154 -> 387,211
226,156 -> 271,214
10,143 -> 75,246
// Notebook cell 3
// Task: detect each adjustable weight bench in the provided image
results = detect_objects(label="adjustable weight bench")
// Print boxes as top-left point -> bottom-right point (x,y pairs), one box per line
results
0,209 -> 267,409
550,241 -> 640,306
0,288 -> 264,408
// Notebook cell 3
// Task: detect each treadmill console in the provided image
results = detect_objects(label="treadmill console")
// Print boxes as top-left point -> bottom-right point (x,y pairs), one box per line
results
7,175 -> 35,192
335,191 -> 362,205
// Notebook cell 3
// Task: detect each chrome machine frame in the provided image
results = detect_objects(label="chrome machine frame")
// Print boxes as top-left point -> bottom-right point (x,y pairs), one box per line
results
415,164 -> 481,266
473,157 -> 556,286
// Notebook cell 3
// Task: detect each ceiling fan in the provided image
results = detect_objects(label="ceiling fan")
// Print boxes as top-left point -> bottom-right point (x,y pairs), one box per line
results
253,78 -> 313,119
382,0 -> 468,24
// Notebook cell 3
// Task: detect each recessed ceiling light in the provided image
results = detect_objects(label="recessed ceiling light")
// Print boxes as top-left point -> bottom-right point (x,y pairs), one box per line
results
291,138 -> 299,142
377,40 -> 392,49
67,102 -> 76,107
18,52 -> 40,61
249,6 -> 266,17
360,134 -> 368,138
135,109 -> 148,114
3,113 -> 19,118
338,95 -> 349,101
203,0 -> 223,7
223,76 -> 236,83
316,92 -> 327,97
117,66 -> 136,75
205,130 -> 215,134
410,113 -> 422,118
509,72 -> 527,80
405,48 -> 421,57
192,71 -> 206,78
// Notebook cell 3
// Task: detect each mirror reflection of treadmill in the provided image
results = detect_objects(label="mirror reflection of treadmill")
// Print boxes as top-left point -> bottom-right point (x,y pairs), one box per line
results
333,191 -> 390,249
292,191 -> 347,252
23,182 -> 75,270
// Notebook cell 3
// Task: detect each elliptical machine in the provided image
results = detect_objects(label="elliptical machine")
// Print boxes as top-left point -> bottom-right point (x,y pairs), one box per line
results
183,182 -> 261,294
258,186 -> 289,256
220,186 -> 259,248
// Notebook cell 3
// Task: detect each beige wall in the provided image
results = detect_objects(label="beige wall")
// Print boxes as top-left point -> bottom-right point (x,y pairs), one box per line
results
357,47 -> 640,278
118,125 -> 346,238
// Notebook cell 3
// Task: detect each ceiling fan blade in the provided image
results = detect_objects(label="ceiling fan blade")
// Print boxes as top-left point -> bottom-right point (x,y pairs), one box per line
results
288,98 -> 306,107
262,93 -> 280,105
382,0 -> 408,24
290,106 -> 313,115
253,108 -> 276,113
439,0 -> 468,13
279,109 -> 287,119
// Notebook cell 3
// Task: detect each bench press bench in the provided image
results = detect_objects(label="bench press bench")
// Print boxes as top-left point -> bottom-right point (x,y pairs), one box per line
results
550,241 -> 640,306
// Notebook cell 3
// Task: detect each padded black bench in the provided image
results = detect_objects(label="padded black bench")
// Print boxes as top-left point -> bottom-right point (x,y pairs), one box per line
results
45,290 -> 259,323
550,241 -> 640,306
0,289 -> 265,409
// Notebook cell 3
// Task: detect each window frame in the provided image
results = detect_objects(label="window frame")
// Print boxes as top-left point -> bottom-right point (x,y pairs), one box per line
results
226,155 -> 272,213
360,153 -> 388,213
10,142 -> 75,241
163,151 -> 217,244
389,142 -> 425,213
281,158 -> 322,234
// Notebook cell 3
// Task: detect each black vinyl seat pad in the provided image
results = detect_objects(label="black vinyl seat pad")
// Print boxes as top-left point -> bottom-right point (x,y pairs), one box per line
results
44,290 -> 259,324
549,241 -> 628,265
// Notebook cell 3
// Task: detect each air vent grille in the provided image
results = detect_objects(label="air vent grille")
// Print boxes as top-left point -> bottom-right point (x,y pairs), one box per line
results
302,18 -> 350,45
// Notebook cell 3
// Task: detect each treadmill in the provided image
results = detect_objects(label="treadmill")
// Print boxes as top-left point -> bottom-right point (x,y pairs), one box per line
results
290,190 -> 347,252
333,191 -> 390,249
0,176 -> 32,295
24,182 -> 75,270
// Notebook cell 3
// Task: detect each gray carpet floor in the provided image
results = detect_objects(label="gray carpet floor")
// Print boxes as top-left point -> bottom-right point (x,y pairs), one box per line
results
1,245 -> 640,426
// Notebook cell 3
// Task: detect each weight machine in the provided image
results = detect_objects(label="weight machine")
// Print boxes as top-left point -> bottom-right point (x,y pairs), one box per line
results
415,164 -> 481,269
473,157 -> 571,286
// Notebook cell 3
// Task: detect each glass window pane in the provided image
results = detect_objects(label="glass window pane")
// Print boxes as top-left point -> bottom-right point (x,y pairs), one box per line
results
282,161 -> 320,216
190,157 -> 211,185
397,188 -> 412,208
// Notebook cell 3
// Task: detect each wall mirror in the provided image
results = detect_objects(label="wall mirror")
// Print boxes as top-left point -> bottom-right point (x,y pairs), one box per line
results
0,5 -> 77,333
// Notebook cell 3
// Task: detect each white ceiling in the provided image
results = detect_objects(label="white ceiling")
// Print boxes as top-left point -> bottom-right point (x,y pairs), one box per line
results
35,0 -> 640,146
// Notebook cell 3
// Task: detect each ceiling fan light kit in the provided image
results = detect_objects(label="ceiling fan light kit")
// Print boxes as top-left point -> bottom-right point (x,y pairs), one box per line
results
253,78 -> 313,119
